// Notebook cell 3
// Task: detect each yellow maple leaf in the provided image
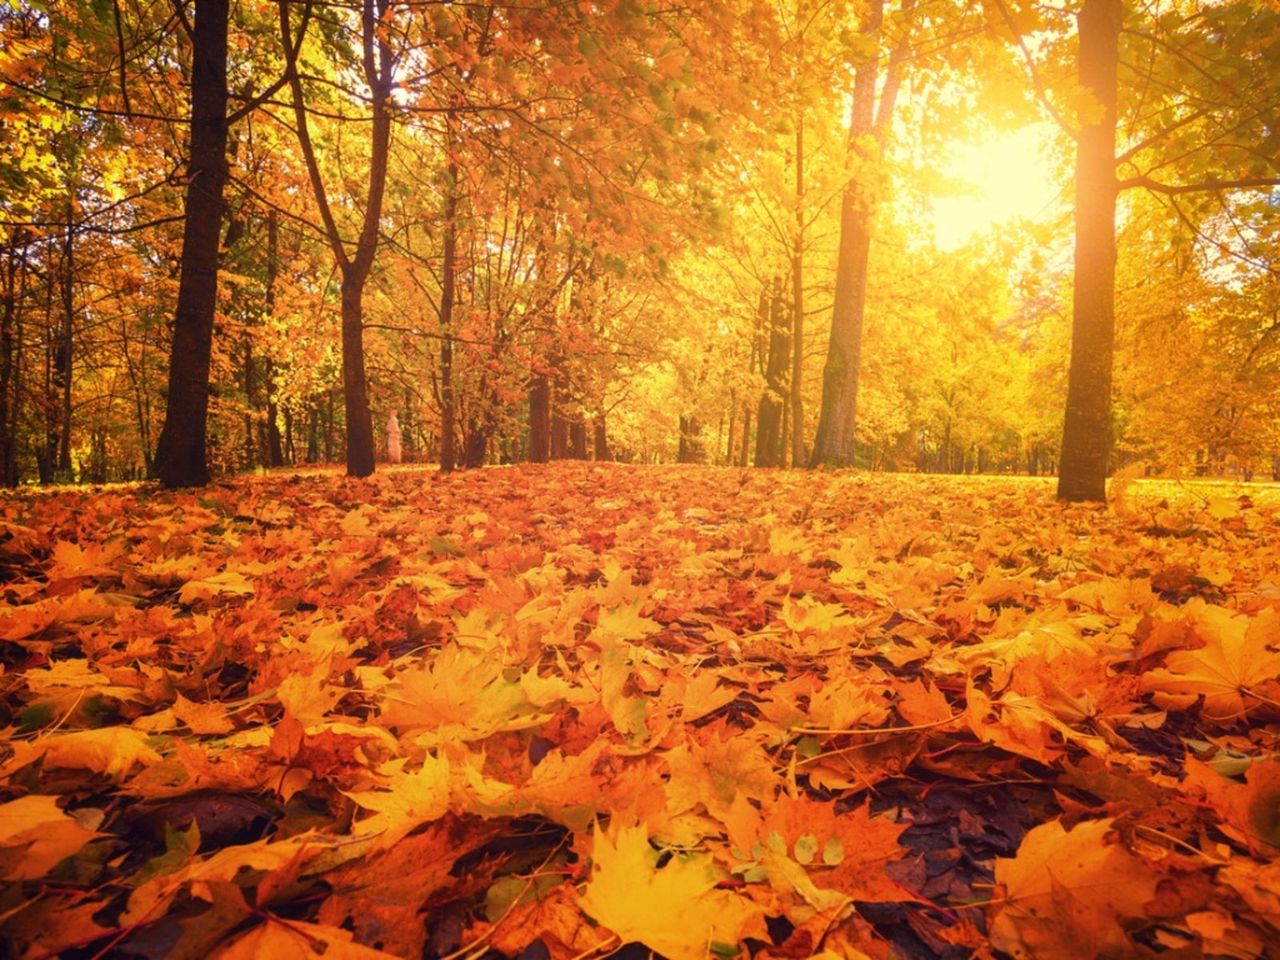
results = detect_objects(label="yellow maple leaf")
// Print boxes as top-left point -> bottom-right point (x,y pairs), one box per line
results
1143,606 -> 1280,720
178,569 -> 255,604
4,727 -> 161,779
989,818 -> 1160,960
0,795 -> 99,879
579,821 -> 766,960
211,916 -> 400,959
344,754 -> 450,847
172,693 -> 235,736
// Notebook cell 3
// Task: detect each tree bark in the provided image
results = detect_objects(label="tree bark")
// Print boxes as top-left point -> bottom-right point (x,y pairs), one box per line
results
439,148 -> 459,473
808,0 -> 909,468
755,278 -> 789,467
153,0 -> 230,488
281,0 -> 385,478
593,412 -> 611,461
790,117 -> 806,468
0,236 -> 23,486
529,373 -> 551,462
808,61 -> 875,467
264,211 -> 284,467
1057,0 -> 1121,503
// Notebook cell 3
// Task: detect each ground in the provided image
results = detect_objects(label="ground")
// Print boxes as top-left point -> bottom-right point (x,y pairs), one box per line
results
1,464 -> 1279,960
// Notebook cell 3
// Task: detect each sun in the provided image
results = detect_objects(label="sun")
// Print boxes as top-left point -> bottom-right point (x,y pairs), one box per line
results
928,122 -> 1066,251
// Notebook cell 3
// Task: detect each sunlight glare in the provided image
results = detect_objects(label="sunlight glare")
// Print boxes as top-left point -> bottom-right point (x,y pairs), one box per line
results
929,123 -> 1063,251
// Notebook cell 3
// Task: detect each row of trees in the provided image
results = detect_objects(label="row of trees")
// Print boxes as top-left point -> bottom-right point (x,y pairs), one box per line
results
1,0 -> 1277,500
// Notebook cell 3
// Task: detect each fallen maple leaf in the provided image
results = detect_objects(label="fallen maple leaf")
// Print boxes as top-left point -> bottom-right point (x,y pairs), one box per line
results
989,817 -> 1161,960
578,820 -> 766,960
1143,605 -> 1280,721
0,794 -> 100,879
210,916 -> 400,959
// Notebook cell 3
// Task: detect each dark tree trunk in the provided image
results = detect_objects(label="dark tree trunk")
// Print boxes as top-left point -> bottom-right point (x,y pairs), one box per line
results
0,237 -> 22,486
153,0 -> 230,488
340,270 -> 375,477
568,419 -> 588,460
438,143 -> 459,473
550,364 -> 569,459
1057,0 -> 1121,503
678,416 -> 704,464
55,213 -> 74,476
282,0 -> 387,479
755,279 -> 789,468
264,210 -> 284,467
738,405 -> 751,468
243,338 -> 255,467
464,421 -> 487,468
593,412 -> 611,462
324,391 -> 334,461
529,373 -> 551,462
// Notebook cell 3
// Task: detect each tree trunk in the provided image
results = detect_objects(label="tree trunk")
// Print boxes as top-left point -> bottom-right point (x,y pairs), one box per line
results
282,0 -> 387,479
264,210 -> 284,467
340,269 -> 375,477
809,0 -> 910,468
678,416 -> 703,464
755,278 -> 789,467
153,0 -> 230,488
529,373 -> 551,462
1057,0 -> 1121,503
0,236 -> 21,486
790,117 -> 806,467
593,412 -> 611,462
438,142 -> 459,472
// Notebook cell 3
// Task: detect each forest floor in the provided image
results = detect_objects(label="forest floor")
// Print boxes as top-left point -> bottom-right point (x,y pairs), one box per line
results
1,464 -> 1279,960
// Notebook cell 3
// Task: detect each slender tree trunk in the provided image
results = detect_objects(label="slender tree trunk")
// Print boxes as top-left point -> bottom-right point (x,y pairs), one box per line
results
790,116 -> 806,467
809,0 -> 909,468
439,147 -> 459,472
243,338 -> 255,467
281,0 -> 387,478
0,237 -> 21,486
264,210 -> 284,467
755,279 -> 789,467
1057,0 -> 1121,502
153,0 -> 230,487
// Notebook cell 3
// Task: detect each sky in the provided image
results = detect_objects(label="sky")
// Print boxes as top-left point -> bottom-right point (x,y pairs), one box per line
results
928,122 -> 1067,250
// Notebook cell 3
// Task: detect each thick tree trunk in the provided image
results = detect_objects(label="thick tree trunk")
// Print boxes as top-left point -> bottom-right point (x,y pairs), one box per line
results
808,187 -> 872,468
593,412 -> 611,462
340,270 -> 375,477
568,419 -> 588,459
153,0 -> 229,488
529,373 -> 551,462
1057,0 -> 1121,503
678,416 -> 704,464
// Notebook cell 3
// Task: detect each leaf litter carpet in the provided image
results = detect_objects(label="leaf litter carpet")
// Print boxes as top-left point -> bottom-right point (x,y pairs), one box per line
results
2,463 -> 1279,960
